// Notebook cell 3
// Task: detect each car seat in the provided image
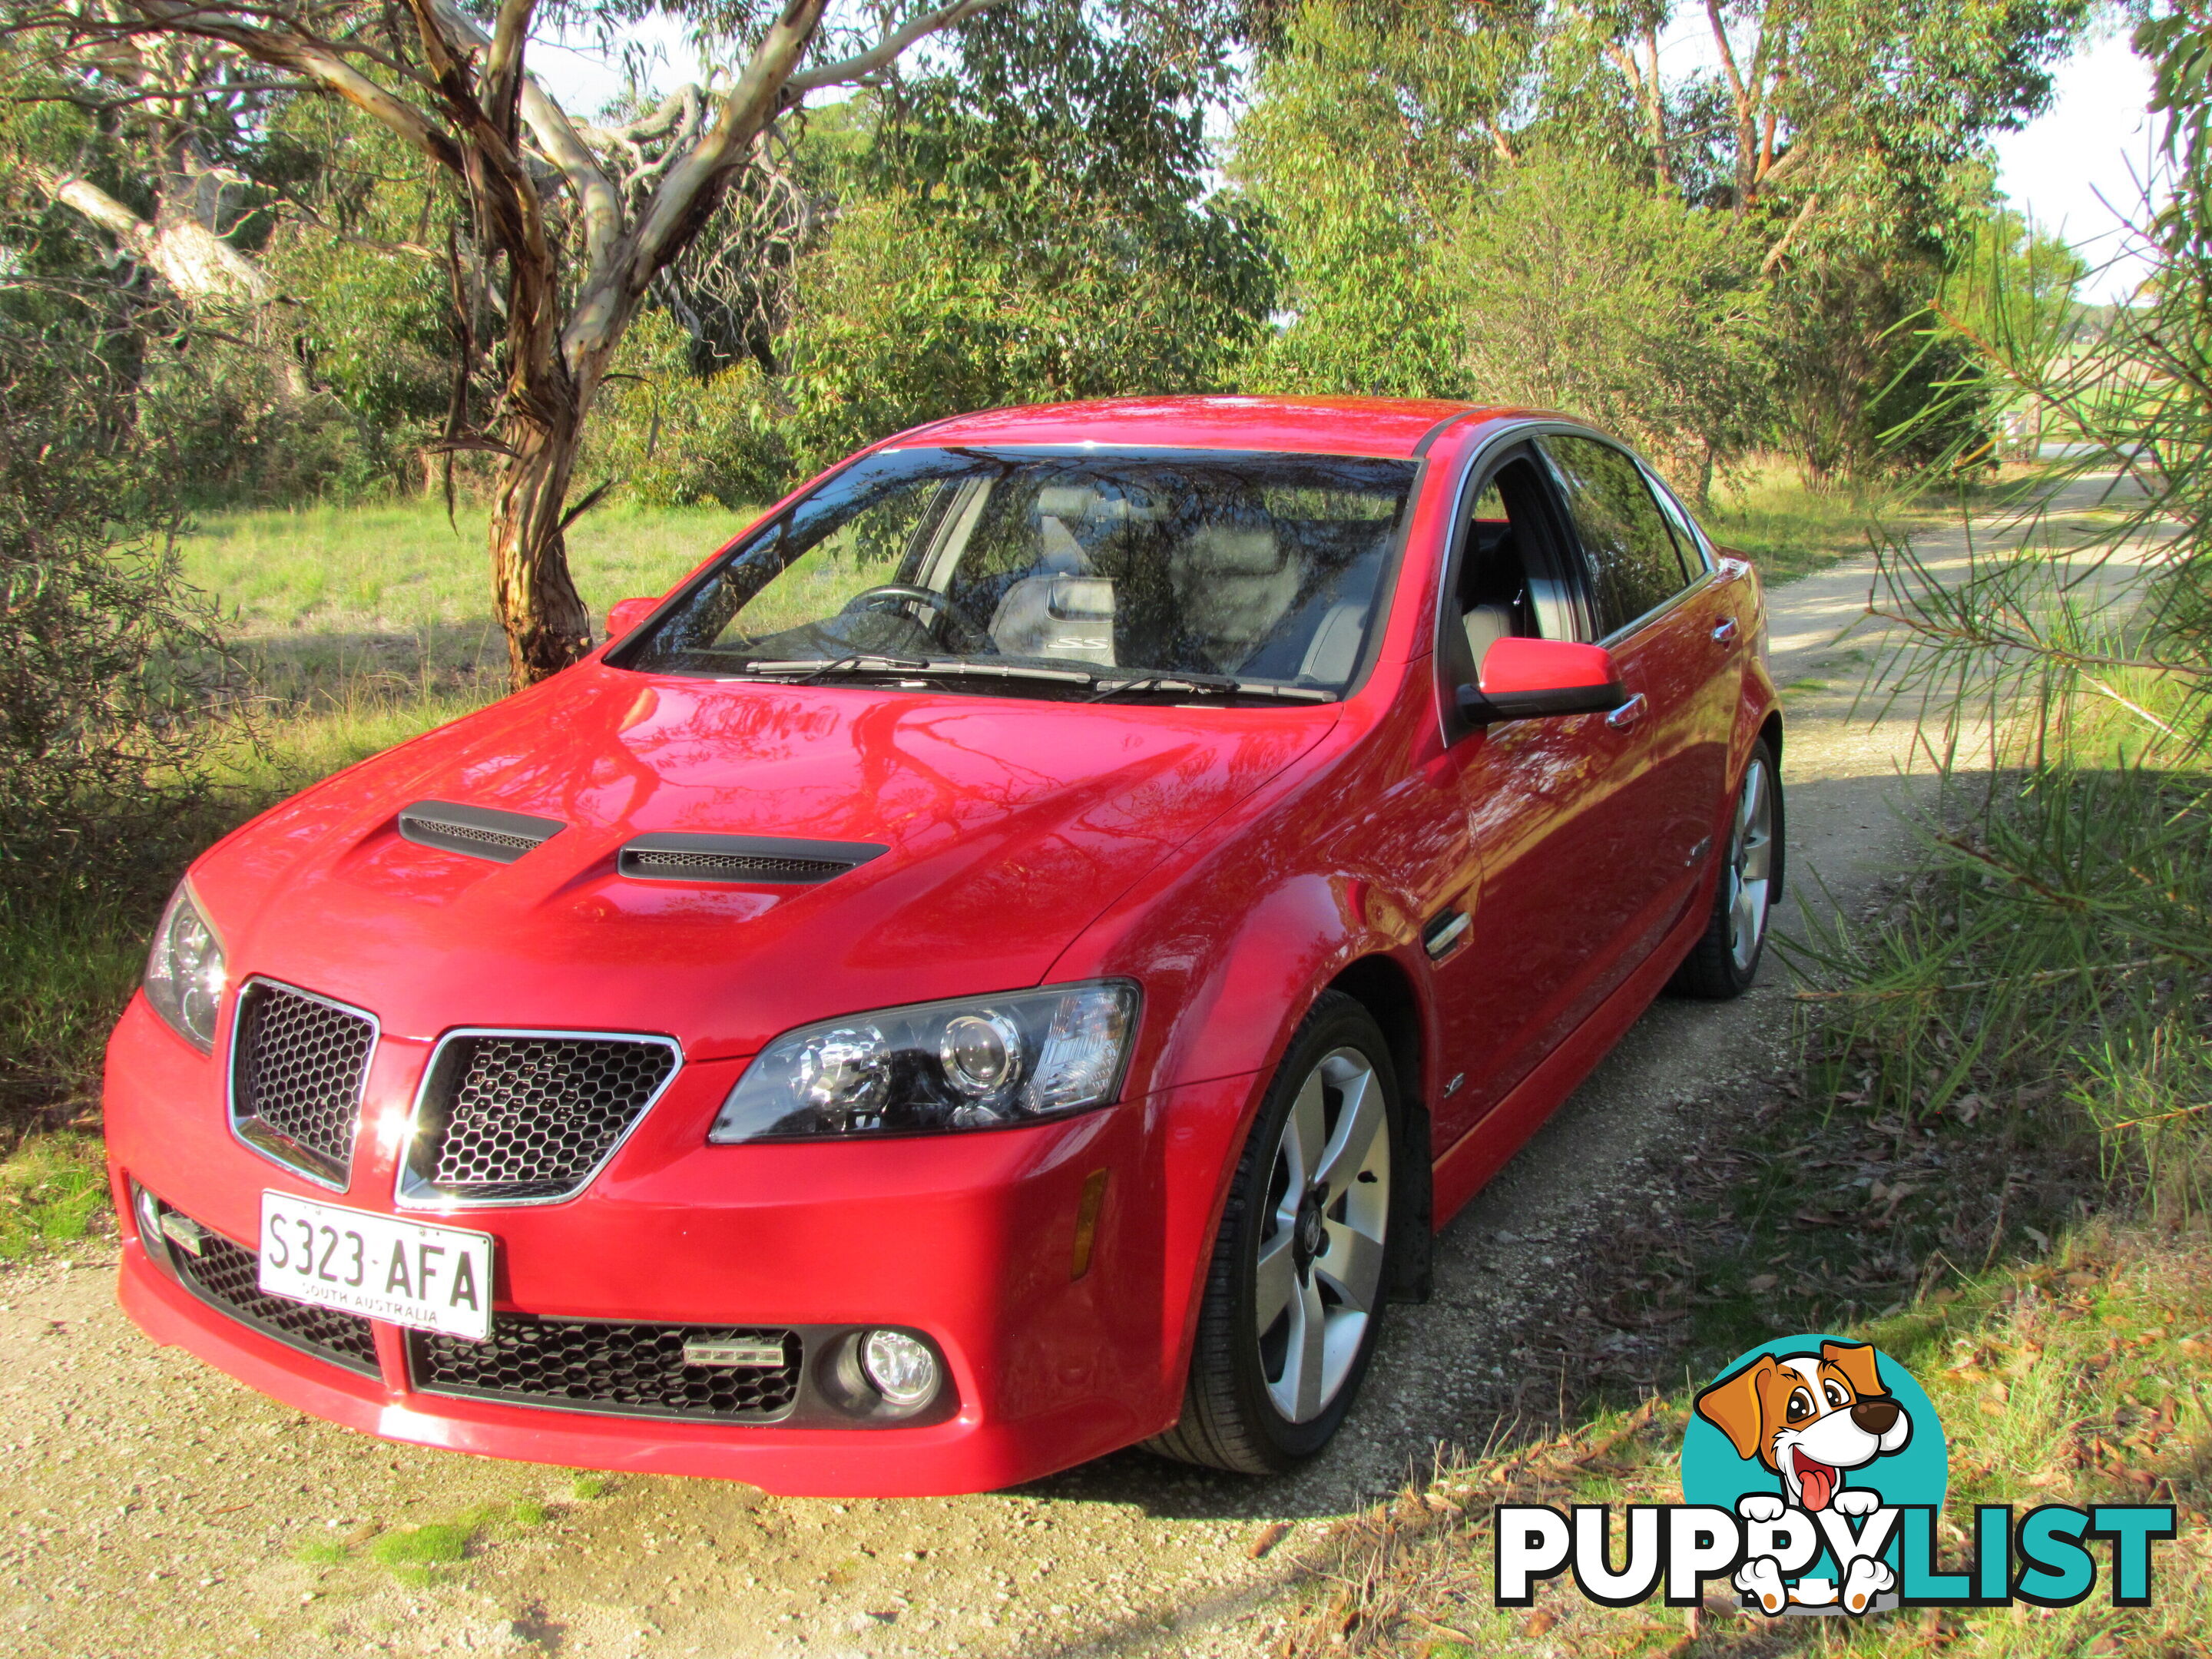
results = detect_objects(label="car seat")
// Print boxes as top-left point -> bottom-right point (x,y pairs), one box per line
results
1169,524 -> 1301,672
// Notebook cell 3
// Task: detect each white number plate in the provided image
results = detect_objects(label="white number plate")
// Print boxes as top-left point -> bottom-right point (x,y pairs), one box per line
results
259,1192 -> 494,1342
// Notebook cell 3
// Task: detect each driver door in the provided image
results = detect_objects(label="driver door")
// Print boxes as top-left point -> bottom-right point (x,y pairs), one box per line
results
1422,446 -> 1634,1148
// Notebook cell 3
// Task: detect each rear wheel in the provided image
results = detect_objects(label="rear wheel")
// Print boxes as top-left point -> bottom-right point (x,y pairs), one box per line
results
1670,738 -> 1781,999
1147,992 -> 1398,1473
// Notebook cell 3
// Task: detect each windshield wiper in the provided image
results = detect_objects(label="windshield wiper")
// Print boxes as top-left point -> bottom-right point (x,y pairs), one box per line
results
731,656 -> 1098,689
1087,673 -> 1333,704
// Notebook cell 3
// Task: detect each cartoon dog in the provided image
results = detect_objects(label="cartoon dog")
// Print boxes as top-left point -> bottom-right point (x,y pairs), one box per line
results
1694,1339 -> 1913,1615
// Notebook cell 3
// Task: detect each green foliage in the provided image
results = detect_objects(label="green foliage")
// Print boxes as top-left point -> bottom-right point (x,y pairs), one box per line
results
1233,0 -> 1531,396
1440,147 -> 1772,501
585,311 -> 784,508
0,321 -> 236,905
770,6 -> 1276,476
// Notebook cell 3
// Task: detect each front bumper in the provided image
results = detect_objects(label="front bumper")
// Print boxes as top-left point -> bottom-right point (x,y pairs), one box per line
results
106,995 -> 1258,1496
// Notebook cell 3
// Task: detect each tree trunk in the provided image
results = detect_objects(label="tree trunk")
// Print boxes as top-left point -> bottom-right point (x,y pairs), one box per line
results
489,413 -> 594,690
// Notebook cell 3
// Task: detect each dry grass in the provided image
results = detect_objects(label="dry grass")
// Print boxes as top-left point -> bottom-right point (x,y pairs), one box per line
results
1280,1219 -> 2212,1657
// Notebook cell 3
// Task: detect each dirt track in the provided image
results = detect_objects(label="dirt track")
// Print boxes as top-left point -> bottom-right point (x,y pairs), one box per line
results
0,482 -> 2155,1658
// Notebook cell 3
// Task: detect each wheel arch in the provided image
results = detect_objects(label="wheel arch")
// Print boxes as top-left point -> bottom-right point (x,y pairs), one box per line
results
1755,710 -> 1786,906
1324,953 -> 1434,1303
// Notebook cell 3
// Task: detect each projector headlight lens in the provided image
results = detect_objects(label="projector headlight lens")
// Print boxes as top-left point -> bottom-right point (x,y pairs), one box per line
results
709,981 -> 1137,1141
143,880 -> 227,1051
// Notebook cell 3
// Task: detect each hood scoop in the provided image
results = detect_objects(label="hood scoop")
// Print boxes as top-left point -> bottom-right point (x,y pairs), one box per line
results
618,833 -> 888,886
398,800 -> 567,864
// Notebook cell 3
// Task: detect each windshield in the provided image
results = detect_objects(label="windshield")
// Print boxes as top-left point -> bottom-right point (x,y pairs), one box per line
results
615,448 -> 1417,700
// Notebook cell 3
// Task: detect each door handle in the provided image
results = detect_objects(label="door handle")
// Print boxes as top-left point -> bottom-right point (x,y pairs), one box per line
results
1711,618 -> 1738,644
1604,693 -> 1647,730
1422,908 -> 1471,961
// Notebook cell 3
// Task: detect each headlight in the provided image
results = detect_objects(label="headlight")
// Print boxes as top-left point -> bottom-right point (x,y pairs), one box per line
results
709,981 -> 1139,1142
143,880 -> 227,1051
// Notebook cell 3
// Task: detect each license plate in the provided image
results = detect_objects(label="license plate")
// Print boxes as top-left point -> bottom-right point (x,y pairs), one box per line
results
259,1192 -> 494,1341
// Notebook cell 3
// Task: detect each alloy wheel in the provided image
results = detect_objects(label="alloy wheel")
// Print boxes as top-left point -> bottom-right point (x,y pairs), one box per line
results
1725,754 -> 1777,973
1253,1047 -> 1391,1424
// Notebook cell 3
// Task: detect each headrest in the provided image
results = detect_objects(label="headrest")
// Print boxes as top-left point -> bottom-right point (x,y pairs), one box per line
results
1036,485 -> 1096,519
1180,525 -> 1285,577
1035,483 -> 1167,524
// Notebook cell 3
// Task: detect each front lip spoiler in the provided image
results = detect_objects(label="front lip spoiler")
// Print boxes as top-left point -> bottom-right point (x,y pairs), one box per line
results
115,1237 -> 1120,1498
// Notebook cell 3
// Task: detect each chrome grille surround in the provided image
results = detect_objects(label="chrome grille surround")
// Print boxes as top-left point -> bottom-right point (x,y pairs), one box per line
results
227,978 -> 378,1190
407,1318 -> 800,1420
396,1028 -> 682,1208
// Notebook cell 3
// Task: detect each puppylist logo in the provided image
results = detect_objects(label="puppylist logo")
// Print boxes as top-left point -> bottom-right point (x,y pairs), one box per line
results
1495,1336 -> 2178,1617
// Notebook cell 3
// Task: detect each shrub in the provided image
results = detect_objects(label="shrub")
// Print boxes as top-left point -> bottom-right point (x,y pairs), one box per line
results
0,323 -> 237,904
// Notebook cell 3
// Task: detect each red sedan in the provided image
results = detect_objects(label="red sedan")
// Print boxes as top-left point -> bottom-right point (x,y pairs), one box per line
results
108,397 -> 1781,1495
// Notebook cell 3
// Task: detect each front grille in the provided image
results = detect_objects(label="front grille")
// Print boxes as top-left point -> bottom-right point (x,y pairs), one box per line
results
409,1320 -> 800,1419
230,980 -> 376,1187
400,1033 -> 679,1204
624,849 -> 847,881
160,1205 -> 381,1376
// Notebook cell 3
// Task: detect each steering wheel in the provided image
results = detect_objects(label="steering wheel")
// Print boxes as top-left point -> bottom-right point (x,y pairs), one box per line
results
841,584 -> 995,654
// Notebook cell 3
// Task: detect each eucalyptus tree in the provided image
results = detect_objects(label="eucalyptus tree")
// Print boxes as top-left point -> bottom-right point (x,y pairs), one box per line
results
18,0 -> 1007,687
1234,0 -> 2093,481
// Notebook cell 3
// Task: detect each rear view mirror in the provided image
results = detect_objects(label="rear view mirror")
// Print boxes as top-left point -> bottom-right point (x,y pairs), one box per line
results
1458,637 -> 1624,725
604,596 -> 658,642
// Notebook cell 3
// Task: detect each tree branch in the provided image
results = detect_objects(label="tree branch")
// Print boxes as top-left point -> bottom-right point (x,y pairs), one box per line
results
783,0 -> 1010,98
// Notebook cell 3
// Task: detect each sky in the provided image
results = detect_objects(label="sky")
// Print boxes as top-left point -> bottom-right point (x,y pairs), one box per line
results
533,13 -> 2162,305
1987,26 -> 2160,303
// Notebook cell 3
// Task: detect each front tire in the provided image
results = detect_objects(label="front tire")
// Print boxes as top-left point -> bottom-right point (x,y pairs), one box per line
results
1147,992 -> 1399,1474
1670,737 -> 1781,999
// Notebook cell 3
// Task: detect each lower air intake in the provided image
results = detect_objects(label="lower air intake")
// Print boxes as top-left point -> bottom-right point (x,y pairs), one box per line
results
155,1200 -> 380,1376
408,1319 -> 801,1419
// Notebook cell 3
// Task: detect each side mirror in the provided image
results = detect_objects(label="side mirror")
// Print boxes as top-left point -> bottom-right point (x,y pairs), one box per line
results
1457,637 -> 1624,725
604,596 -> 658,643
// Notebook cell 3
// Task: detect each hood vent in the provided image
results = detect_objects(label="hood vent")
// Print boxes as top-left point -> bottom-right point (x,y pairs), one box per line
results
399,800 -> 566,864
618,833 -> 888,886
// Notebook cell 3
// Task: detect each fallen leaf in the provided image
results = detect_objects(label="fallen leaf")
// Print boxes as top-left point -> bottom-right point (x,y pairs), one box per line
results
1522,1608 -> 1557,1637
1746,1273 -> 1778,1293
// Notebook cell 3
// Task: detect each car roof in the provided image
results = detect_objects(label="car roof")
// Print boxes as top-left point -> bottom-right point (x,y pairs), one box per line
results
889,396 -> 1535,460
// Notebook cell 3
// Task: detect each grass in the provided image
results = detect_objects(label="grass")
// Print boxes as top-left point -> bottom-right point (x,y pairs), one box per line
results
179,498 -> 747,637
1299,1217 -> 2212,1656
1701,456 -> 2034,586
0,1131 -> 111,1261
291,1497 -> 549,1584
369,1515 -> 481,1588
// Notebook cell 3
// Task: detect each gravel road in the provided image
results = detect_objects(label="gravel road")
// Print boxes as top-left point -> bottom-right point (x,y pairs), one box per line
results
0,481 -> 2154,1658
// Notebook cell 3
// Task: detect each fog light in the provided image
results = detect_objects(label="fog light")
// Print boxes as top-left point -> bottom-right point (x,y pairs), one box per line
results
860,1329 -> 939,1407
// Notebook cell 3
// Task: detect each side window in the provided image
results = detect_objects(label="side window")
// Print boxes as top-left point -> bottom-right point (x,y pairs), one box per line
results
1540,435 -> 1691,637
1446,452 -> 1583,676
1642,468 -> 1713,575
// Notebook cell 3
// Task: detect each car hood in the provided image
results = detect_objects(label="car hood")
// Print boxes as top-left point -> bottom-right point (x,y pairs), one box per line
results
192,667 -> 1336,1057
